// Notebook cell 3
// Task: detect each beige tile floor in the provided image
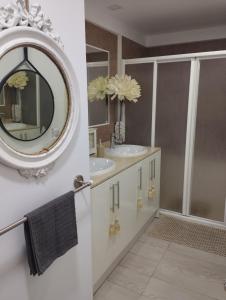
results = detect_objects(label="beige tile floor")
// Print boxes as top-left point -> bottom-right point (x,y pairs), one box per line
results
94,219 -> 226,300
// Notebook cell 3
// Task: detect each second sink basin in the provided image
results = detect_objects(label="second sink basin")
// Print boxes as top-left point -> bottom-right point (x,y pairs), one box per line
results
90,157 -> 115,177
105,144 -> 148,158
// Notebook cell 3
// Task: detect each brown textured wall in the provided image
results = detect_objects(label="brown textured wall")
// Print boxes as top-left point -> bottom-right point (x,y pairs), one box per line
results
86,52 -> 108,62
148,38 -> 226,56
122,36 -> 149,59
86,21 -> 118,142
122,37 -> 226,59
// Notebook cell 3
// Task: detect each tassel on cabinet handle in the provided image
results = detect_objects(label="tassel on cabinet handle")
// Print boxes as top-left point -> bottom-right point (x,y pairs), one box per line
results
109,224 -> 116,236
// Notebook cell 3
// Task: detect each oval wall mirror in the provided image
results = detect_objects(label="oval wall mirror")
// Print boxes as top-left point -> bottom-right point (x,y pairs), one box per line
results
0,1 -> 80,178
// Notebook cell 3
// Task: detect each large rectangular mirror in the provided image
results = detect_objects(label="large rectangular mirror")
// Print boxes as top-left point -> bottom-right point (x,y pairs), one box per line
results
86,44 -> 110,127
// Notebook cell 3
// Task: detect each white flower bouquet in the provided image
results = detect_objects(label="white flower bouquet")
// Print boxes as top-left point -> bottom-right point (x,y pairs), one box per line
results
87,74 -> 141,103
107,74 -> 141,103
88,76 -> 109,102
7,71 -> 29,90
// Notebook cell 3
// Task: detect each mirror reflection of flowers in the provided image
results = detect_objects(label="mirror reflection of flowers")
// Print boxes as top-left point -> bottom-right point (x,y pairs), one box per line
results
7,71 -> 29,90
107,74 -> 141,103
88,76 -> 109,102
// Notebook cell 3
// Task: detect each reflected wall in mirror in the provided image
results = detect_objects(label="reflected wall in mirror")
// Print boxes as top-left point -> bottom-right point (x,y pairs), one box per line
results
86,45 -> 110,126
0,46 -> 69,154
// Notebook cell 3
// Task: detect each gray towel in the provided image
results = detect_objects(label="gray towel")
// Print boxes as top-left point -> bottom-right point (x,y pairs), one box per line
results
24,191 -> 78,276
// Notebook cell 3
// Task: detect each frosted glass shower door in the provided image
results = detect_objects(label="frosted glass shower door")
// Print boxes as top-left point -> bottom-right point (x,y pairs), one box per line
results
124,63 -> 153,146
190,59 -> 226,222
155,62 -> 191,212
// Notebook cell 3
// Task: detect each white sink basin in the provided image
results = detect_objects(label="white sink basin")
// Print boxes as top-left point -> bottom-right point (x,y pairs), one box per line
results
105,144 -> 148,158
90,157 -> 115,177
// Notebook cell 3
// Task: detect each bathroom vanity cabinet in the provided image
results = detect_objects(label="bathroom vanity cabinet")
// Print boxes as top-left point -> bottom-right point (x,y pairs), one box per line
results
91,149 -> 161,290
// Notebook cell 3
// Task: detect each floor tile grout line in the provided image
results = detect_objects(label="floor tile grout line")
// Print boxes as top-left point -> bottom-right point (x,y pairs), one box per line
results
140,241 -> 172,296
119,254 -> 159,278
105,279 -> 143,297
107,263 -> 151,294
101,230 -> 169,296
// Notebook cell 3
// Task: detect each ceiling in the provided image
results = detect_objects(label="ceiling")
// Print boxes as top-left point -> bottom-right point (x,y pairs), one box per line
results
85,0 -> 226,45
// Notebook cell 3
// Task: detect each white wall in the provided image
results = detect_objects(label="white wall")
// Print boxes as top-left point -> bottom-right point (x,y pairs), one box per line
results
145,24 -> 226,47
85,0 -> 146,46
0,0 -> 92,300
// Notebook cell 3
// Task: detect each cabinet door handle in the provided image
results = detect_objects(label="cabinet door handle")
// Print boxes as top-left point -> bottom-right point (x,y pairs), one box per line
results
116,181 -> 120,209
149,161 -> 152,180
150,161 -> 153,181
110,185 -> 115,213
150,160 -> 155,181
139,167 -> 142,189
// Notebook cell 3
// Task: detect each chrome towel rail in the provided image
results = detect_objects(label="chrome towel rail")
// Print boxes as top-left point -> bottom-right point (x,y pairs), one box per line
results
0,175 -> 92,237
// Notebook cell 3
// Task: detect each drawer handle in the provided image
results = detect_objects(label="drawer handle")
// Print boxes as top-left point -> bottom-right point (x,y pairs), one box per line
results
116,181 -> 120,209
150,160 -> 156,181
139,167 -> 142,189
149,161 -> 152,180
110,185 -> 115,213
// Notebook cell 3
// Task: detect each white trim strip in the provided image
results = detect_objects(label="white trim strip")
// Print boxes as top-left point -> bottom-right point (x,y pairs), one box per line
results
182,60 -> 200,215
87,61 -> 109,68
86,43 -> 109,54
117,35 -> 122,75
151,62 -> 157,147
123,50 -> 226,65
186,60 -> 200,215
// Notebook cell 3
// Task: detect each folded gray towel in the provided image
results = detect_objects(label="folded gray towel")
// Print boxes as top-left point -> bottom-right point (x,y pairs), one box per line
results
24,191 -> 78,276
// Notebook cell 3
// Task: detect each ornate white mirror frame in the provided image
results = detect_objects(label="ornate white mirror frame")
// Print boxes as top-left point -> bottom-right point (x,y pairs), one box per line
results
0,0 -> 80,178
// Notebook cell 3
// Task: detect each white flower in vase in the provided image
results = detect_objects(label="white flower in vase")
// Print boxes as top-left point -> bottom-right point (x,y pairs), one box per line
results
107,74 -> 141,103
88,76 -> 109,102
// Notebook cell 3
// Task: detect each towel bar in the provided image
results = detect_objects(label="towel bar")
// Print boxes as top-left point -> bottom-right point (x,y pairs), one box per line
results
0,175 -> 92,237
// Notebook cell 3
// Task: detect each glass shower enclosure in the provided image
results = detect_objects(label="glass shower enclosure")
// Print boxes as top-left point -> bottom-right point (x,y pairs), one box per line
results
123,51 -> 226,224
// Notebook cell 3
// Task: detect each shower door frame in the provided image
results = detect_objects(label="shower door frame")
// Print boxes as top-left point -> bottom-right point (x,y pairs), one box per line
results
122,50 -> 226,228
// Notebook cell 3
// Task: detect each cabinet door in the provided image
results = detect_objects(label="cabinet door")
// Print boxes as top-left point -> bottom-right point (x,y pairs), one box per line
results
113,166 -> 137,249
92,178 -> 116,286
92,169 -> 138,287
134,157 -> 159,231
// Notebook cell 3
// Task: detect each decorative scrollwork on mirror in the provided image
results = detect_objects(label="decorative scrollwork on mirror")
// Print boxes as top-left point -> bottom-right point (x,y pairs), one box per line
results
0,0 -> 63,47
0,0 -> 80,178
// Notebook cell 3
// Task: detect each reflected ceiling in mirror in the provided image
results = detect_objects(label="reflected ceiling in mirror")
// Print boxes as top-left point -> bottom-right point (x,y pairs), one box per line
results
86,45 -> 110,127
0,46 -> 69,154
